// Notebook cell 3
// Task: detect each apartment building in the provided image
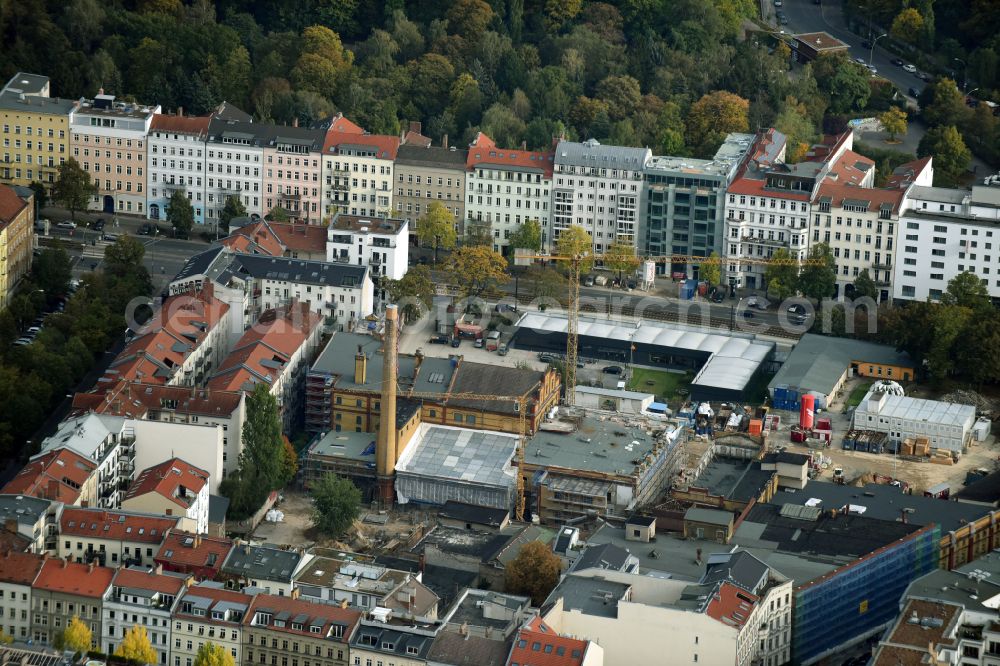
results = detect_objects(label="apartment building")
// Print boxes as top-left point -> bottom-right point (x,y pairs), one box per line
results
0,447 -> 97,507
0,551 -> 44,641
205,117 -> 264,224
0,73 -> 77,186
219,542 -> 304,596
171,583 -> 251,666
724,130 -> 872,289
642,133 -> 753,278
56,507 -> 178,567
30,557 -> 115,646
155,532 -> 233,580
147,114 -> 211,225
465,133 -> 553,254
509,616 -> 603,666
243,594 -> 362,666
0,494 -> 59,554
326,213 -> 409,281
349,615 -> 441,666
261,124 -> 326,223
894,178 -> 1000,302
207,304 -> 323,433
71,383 -> 246,478
812,182 -> 903,302
552,139 -> 650,253
101,566 -> 188,663
321,131 -> 398,219
122,458 -> 211,535
394,138 -> 467,235
0,184 -> 34,309
69,93 -> 159,215
221,219 -> 327,261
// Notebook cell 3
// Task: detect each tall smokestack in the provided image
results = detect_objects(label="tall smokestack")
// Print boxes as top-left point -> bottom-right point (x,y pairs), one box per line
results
355,345 -> 367,385
376,305 -> 399,505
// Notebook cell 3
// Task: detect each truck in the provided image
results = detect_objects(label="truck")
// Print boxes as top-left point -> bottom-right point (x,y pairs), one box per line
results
593,275 -> 608,286
486,330 -> 501,351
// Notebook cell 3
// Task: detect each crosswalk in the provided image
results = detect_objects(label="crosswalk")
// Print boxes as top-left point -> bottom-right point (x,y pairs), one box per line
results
81,240 -> 110,259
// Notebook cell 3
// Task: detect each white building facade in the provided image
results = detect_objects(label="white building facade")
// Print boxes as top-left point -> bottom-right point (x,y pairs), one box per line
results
321,132 -> 398,219
326,213 -> 409,281
0,552 -> 42,641
147,114 -> 209,225
551,139 -> 650,253
205,119 -> 264,224
894,181 -> 1000,302
102,567 -> 185,664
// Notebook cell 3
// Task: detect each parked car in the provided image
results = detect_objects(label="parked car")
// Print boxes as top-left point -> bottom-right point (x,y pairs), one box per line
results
779,15 -> 789,24
742,310 -> 755,319
138,223 -> 154,235
891,58 -> 905,66
474,338 -> 484,348
788,303 -> 807,315
711,292 -> 725,303
56,220 -> 76,229
498,342 -> 509,356
909,87 -> 922,98
450,337 -> 461,347
902,64 -> 917,73
103,233 -> 120,242
789,314 -> 809,326
583,276 -> 595,287
26,326 -> 41,336
494,303 -> 517,313
13,338 -> 32,346
915,71 -> 931,81
855,57 -> 866,65
92,219 -> 105,232
602,365 -> 623,375
429,335 -> 449,344
538,352 -> 556,362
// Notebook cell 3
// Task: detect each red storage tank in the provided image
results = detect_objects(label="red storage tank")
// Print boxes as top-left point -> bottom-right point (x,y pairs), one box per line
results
800,394 -> 815,429
697,281 -> 709,296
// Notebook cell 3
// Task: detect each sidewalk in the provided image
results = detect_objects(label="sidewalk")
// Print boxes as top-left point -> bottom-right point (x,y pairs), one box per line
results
39,206 -> 218,243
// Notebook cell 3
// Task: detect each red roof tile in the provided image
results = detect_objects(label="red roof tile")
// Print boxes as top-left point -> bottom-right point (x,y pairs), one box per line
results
124,458 -> 208,508
704,582 -> 759,630
886,156 -> 932,190
60,508 -> 178,543
0,550 -> 45,585
222,221 -> 327,258
467,133 -> 554,178
328,115 -> 364,135
814,180 -> 904,214
323,131 -> 399,160
1,449 -> 96,504
34,557 -> 115,597
0,184 -> 28,225
244,594 -> 362,641
151,114 -> 211,137
726,176 -> 811,201
825,148 -> 875,186
112,567 -> 188,596
155,531 -> 233,572
508,617 -> 591,666
72,382 -> 243,420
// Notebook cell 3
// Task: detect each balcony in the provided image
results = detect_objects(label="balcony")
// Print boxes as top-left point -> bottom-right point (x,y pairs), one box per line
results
277,192 -> 302,201
741,234 -> 785,247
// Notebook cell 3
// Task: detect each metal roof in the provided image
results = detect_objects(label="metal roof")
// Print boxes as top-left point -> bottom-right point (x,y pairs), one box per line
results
854,391 -> 976,429
554,139 -> 652,170
394,424 -> 518,487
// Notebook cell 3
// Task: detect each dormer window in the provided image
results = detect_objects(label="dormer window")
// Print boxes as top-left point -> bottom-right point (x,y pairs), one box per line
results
381,642 -> 394,651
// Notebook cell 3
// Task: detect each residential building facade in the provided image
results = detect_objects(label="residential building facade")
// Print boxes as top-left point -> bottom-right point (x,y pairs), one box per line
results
57,507 -> 178,567
122,458 -> 211,535
101,566 -> 188,663
244,594 -> 361,666
321,132 -> 398,219
147,114 -> 211,225
0,494 -> 59,554
205,118 -> 264,225
69,93 -> 159,215
219,543 -> 304,596
393,140 -> 467,237
0,184 -> 34,309
0,551 -> 44,641
30,557 -> 114,646
349,616 -> 440,666
465,133 -> 553,254
642,134 -> 752,278
894,179 -> 1000,302
552,139 -> 650,253
0,73 -> 76,187
171,584 -> 250,666
261,125 -> 326,223
326,213 -> 409,281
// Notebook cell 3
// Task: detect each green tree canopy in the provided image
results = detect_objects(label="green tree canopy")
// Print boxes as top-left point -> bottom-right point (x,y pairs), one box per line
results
219,196 -> 247,235
918,125 -> 971,186
797,243 -> 837,302
166,190 -> 194,237
382,265 -> 434,324
763,248 -> 798,300
942,271 -> 991,311
852,269 -> 878,300
34,245 -> 72,297
555,225 -> 594,274
266,206 -> 289,222
446,245 -> 509,303
700,252 -> 721,287
416,202 -> 457,263
310,473 -> 362,537
508,219 -> 543,252
52,158 -> 94,221
686,91 -> 750,157
603,240 -> 640,282
505,541 -> 561,604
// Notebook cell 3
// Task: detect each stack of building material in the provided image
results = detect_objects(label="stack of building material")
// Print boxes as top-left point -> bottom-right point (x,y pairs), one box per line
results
914,437 -> 930,456
930,449 -> 954,465
901,438 -> 915,456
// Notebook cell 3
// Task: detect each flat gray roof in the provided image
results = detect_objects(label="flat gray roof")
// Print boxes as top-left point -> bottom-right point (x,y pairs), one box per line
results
904,550 -> 1000,612
768,333 -> 913,396
684,507 -> 733,526
855,391 -> 976,429
395,424 -> 518,487
0,90 -> 77,114
909,185 -> 970,205
3,72 -> 49,95
0,493 -> 53,525
307,430 -> 377,464
554,139 -> 651,170
545,573 -> 631,618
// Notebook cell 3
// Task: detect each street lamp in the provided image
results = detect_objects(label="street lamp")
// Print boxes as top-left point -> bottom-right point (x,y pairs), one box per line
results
952,57 -> 969,92
869,33 -> 887,67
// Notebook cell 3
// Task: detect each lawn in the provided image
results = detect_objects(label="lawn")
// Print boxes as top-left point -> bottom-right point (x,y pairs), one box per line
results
846,382 -> 873,408
627,368 -> 692,401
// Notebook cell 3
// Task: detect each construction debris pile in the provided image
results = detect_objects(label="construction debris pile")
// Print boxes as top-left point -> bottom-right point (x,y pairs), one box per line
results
941,389 -> 996,416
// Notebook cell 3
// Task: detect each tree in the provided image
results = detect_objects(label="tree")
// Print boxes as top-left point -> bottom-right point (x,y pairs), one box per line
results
382,265 -> 434,324
310,473 -> 361,537
114,625 -> 157,664
266,206 -> 289,222
603,241 -> 640,283
544,0 -> 583,32
920,78 -> 970,128
29,181 -> 48,211
279,437 -> 298,488
219,196 -> 247,235
879,107 -> 908,143
166,190 -> 194,238
918,125 -> 971,186
416,202 -> 457,264
446,246 -> 509,304
852,269 -> 878,300
942,271 -> 991,311
64,616 -> 92,653
104,235 -> 146,278
555,225 -> 594,274
763,249 -> 799,300
595,75 -> 642,121
798,243 -> 837,302
446,0 -> 494,41
52,158 -> 94,221
505,541 -> 561,605
34,246 -> 72,296
686,91 -> 750,157
700,252 -> 721,287
774,97 -> 817,162
891,8 -> 925,44
240,384 -> 285,492
508,219 -> 542,252
956,312 -> 1000,387
194,642 -> 235,666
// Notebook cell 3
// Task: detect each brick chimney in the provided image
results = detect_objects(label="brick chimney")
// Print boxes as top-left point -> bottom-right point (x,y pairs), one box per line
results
376,306 -> 399,505
88,561 -> 95,573
354,345 -> 367,385
62,556 -> 70,568
154,563 -> 163,575
177,106 -> 184,117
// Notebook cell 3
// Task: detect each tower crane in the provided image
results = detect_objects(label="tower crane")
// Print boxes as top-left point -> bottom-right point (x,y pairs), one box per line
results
513,251 -> 828,404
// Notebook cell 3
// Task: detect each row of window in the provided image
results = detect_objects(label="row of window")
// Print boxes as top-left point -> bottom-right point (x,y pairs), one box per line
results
2,124 -> 65,138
